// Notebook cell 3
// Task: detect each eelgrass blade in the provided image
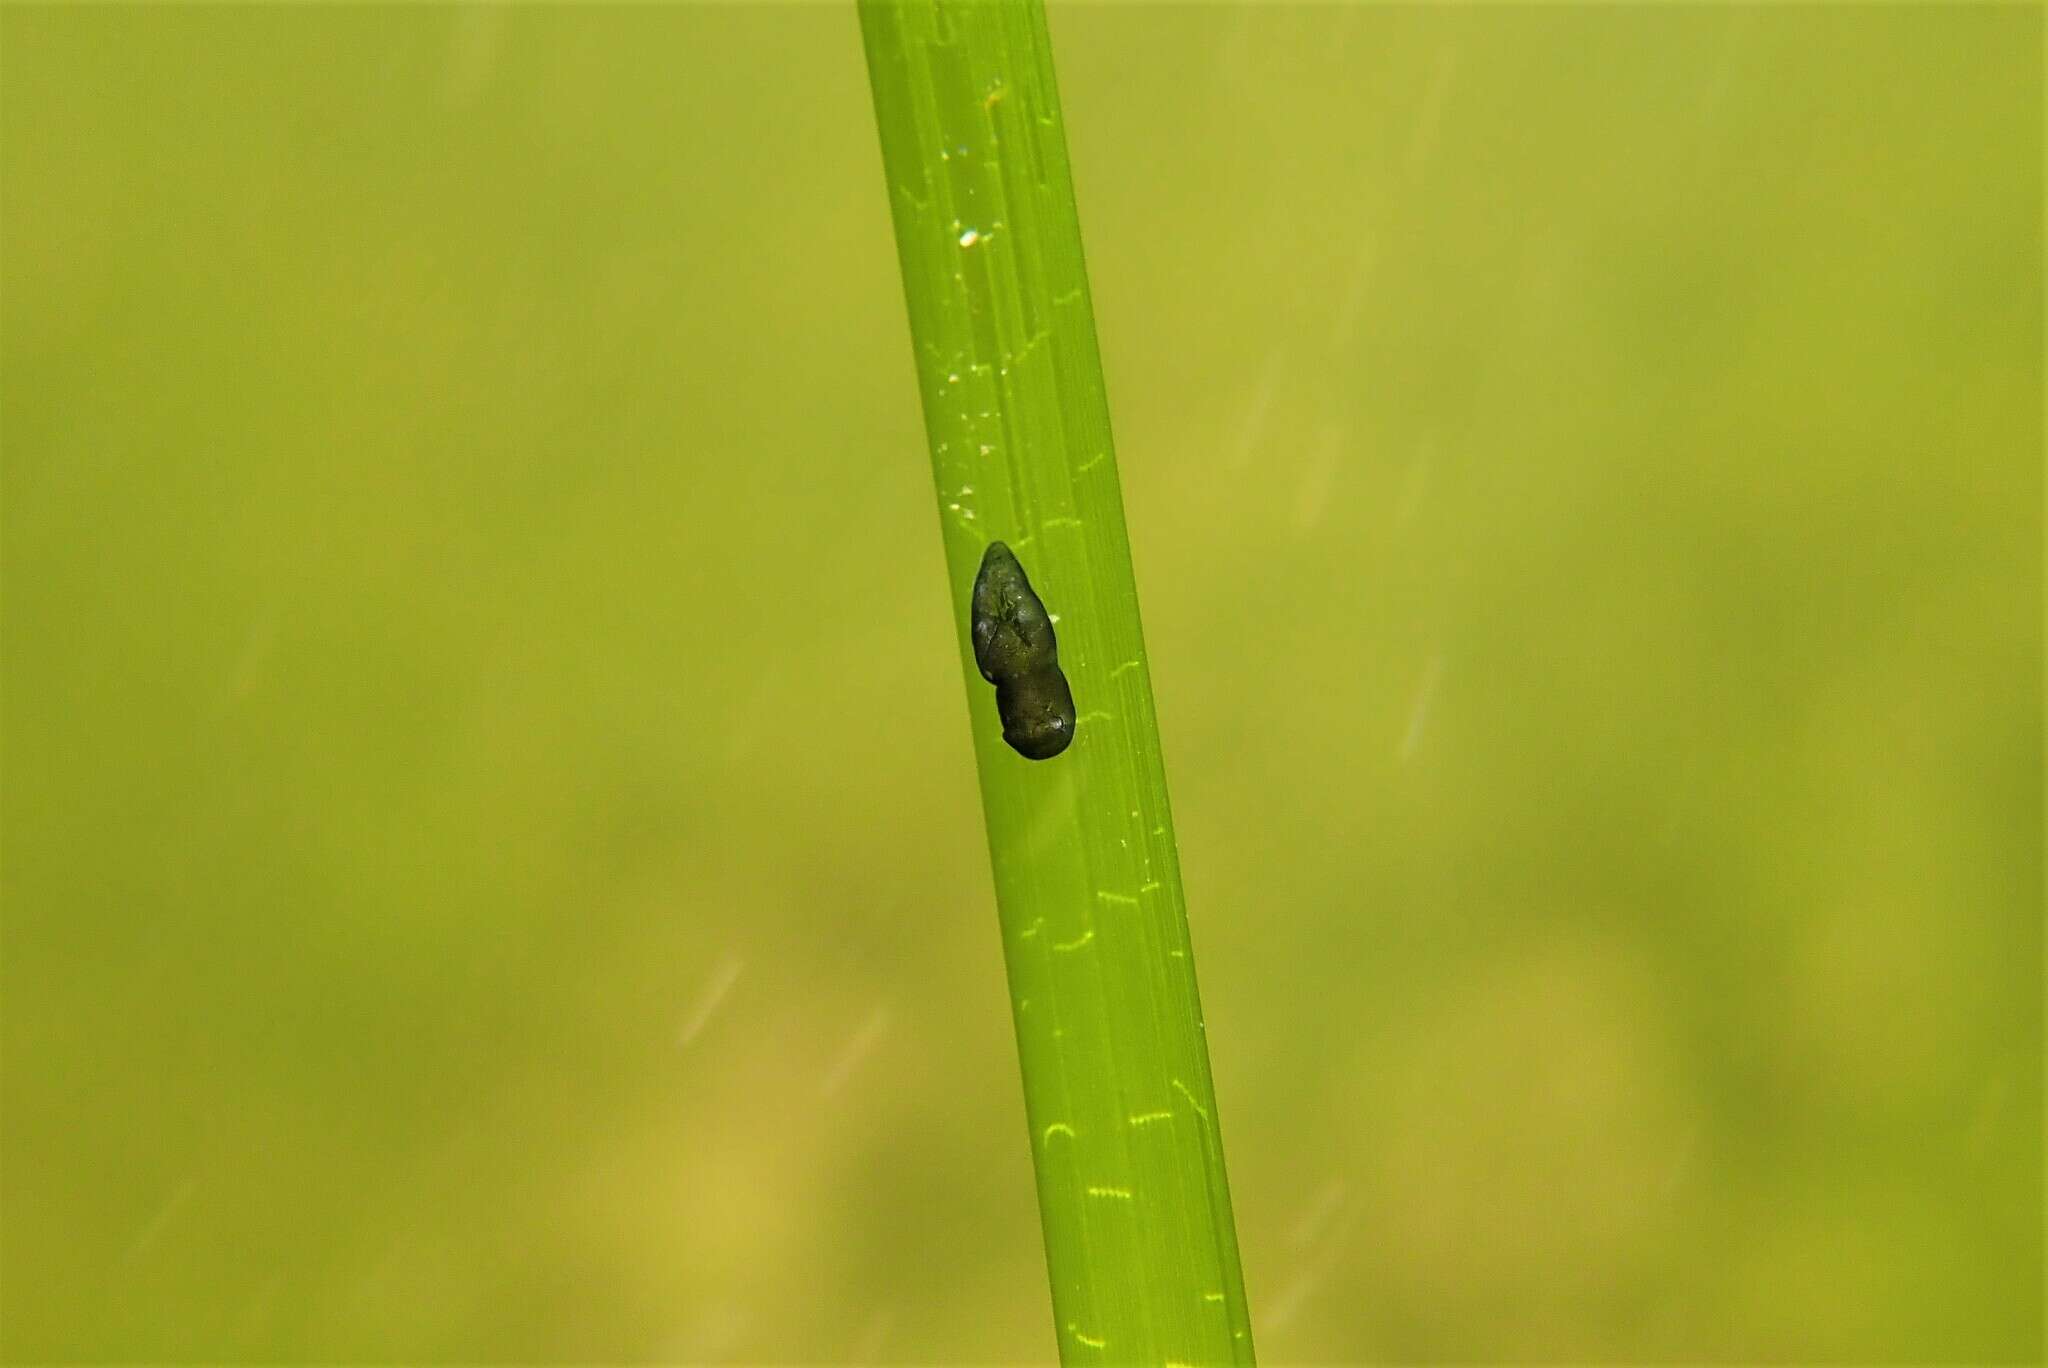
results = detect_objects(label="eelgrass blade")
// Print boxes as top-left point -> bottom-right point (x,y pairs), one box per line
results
857,3 -> 1257,1362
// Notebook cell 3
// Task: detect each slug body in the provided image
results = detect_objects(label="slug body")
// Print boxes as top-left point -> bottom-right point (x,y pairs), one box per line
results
970,541 -> 1077,760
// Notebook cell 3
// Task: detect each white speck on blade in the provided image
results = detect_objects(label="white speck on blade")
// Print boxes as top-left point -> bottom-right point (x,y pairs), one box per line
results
676,951 -> 745,1050
1292,424 -> 1345,532
819,1005 -> 891,1098
1407,45 -> 1459,170
1398,653 -> 1444,762
120,1177 -> 197,1265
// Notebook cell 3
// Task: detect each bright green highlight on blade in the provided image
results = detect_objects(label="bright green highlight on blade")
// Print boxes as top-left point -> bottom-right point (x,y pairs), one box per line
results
856,2 -> 1255,1363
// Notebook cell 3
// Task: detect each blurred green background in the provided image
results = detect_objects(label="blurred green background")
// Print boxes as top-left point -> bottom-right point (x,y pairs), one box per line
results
2,3 -> 2039,1362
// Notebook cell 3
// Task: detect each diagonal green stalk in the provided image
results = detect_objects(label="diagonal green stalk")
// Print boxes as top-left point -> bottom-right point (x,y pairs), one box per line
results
857,3 -> 1255,1362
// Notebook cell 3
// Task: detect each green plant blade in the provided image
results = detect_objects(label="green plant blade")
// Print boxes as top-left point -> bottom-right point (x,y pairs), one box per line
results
857,2 -> 1255,1362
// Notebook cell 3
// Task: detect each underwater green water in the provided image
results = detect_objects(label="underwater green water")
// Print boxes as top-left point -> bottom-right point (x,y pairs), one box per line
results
3,4 -> 2039,1361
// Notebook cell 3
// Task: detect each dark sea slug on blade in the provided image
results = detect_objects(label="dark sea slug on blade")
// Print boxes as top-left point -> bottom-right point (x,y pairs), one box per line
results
970,542 -> 1077,760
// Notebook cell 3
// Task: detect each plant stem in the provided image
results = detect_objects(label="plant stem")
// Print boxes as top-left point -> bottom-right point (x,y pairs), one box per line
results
857,3 -> 1256,1362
